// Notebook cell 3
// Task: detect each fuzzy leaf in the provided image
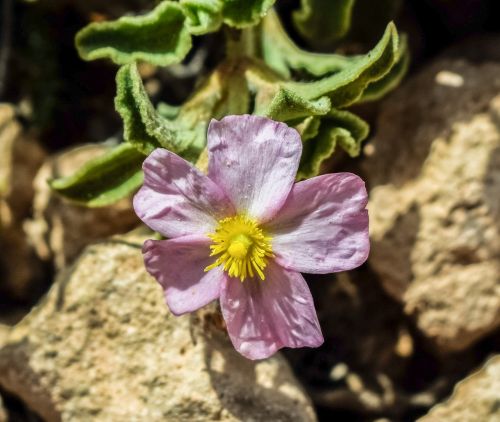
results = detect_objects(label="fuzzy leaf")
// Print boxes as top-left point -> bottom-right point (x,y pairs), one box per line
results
157,102 -> 181,119
115,64 -> 162,154
222,0 -> 276,28
298,126 -> 343,180
298,109 -> 369,179
261,9 -> 358,78
259,88 -> 331,121
76,1 -> 192,66
50,143 -> 145,207
292,116 -> 321,141
293,0 -> 355,47
115,63 -> 204,160
285,22 -> 400,107
328,108 -> 369,156
360,34 -> 409,102
181,0 -> 223,35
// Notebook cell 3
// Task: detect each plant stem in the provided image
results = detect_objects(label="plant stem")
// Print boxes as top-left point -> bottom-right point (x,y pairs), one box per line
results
225,26 -> 258,59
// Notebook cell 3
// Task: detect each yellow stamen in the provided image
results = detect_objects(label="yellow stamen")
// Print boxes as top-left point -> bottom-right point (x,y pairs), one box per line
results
204,215 -> 273,282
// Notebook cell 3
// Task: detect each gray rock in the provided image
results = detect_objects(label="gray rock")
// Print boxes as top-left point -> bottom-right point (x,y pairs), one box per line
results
419,355 -> 500,421
0,233 -> 316,422
365,57 -> 500,352
25,144 -> 139,270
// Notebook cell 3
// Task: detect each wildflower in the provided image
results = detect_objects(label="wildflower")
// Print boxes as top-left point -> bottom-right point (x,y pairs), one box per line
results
134,115 -> 369,360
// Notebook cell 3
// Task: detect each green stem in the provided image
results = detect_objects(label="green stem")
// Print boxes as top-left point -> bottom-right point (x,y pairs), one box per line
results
225,26 -> 258,59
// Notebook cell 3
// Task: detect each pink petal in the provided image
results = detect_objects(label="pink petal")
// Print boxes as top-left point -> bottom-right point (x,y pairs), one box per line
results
207,115 -> 302,223
134,149 -> 234,238
267,173 -> 369,274
143,236 -> 224,316
220,261 -> 323,360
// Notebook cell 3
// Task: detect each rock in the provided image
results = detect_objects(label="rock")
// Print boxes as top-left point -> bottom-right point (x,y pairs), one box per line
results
0,232 -> 316,422
365,57 -> 500,352
0,228 -> 46,302
0,395 -> 6,422
0,325 -> 7,350
289,271 -> 415,416
25,144 -> 139,270
0,104 -> 45,218
287,270 -> 469,420
0,104 -> 46,301
420,355 -> 500,421
0,329 -> 9,358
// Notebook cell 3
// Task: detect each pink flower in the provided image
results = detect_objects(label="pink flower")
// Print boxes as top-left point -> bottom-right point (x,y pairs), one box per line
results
134,115 -> 369,360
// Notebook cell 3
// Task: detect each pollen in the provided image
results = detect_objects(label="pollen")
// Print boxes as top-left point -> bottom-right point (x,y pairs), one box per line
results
204,215 -> 274,282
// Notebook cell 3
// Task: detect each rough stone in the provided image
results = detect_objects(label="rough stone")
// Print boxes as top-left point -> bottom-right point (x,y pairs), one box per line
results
365,58 -> 500,352
0,395 -> 6,422
0,232 -> 316,422
289,271 -> 414,415
420,355 -> 500,421
0,326 -> 7,350
287,270 -> 466,420
24,144 -> 139,270
0,104 -> 46,300
0,104 -> 45,218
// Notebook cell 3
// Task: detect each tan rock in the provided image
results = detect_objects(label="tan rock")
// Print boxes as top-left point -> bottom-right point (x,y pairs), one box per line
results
295,271 -> 460,419
0,104 -> 45,218
0,395 -> 6,422
0,103 -> 46,300
365,58 -> 500,352
25,144 -> 139,270
0,233 -> 316,422
0,325 -> 7,349
419,355 -> 500,421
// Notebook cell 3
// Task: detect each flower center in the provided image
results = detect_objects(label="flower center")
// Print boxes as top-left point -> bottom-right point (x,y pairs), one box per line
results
204,215 -> 273,281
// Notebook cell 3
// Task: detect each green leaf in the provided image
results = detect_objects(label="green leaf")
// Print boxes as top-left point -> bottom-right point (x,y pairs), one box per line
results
180,0 -> 223,35
285,22 -> 400,107
157,102 -> 181,119
360,34 -> 409,102
244,59 -> 333,121
292,116 -> 321,141
259,87 -> 331,121
115,64 -> 162,154
115,63 -> 204,160
261,9 -> 359,79
75,1 -> 192,66
293,0 -> 355,47
50,143 -> 145,207
222,0 -> 276,28
297,109 -> 369,179
328,108 -> 369,156
298,124 -> 341,180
